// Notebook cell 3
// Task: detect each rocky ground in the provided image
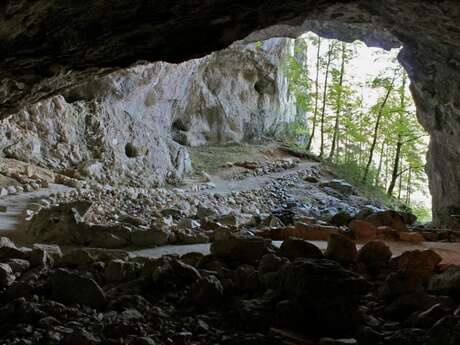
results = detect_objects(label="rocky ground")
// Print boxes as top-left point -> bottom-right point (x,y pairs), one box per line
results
0,146 -> 459,344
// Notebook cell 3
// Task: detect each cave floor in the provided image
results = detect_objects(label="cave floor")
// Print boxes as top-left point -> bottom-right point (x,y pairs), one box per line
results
1,152 -> 459,266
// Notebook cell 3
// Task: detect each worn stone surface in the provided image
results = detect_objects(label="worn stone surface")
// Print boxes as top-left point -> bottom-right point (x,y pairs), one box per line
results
0,38 -> 298,187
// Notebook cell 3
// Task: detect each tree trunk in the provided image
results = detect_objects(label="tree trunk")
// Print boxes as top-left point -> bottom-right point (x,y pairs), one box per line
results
329,42 -> 346,161
362,74 -> 396,182
375,141 -> 386,187
397,158 -> 404,201
387,73 -> 407,196
306,38 -> 321,151
319,43 -> 333,158
405,166 -> 412,205
387,140 -> 402,196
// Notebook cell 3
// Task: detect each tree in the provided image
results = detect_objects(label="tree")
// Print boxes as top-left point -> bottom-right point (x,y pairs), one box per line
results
362,68 -> 399,182
282,37 -> 312,143
328,42 -> 349,161
319,41 -> 337,158
306,36 -> 321,150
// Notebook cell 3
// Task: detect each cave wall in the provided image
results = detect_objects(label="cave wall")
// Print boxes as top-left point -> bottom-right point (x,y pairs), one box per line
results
1,1 -> 460,227
0,38 -> 298,186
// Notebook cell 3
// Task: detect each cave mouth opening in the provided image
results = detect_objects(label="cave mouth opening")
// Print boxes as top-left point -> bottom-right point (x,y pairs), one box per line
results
249,29 -> 431,222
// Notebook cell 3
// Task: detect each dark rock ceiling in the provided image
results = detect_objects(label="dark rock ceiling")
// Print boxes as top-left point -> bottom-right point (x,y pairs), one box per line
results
1,0 -> 460,227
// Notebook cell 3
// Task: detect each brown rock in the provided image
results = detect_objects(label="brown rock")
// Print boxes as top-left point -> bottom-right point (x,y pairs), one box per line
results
289,222 -> 341,241
357,241 -> 392,274
279,237 -> 324,261
399,232 -> 425,243
325,233 -> 357,265
376,226 -> 400,240
390,249 -> 442,284
366,211 -> 407,232
349,220 -> 377,240
210,235 -> 271,264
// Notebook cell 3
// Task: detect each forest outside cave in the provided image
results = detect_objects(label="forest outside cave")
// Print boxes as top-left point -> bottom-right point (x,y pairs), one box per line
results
276,32 -> 431,222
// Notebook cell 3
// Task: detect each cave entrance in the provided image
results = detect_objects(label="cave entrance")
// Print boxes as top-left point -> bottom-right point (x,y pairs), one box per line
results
267,32 -> 431,222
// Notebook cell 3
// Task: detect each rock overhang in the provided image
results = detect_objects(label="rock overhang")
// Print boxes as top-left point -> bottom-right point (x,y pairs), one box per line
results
1,0 -> 460,227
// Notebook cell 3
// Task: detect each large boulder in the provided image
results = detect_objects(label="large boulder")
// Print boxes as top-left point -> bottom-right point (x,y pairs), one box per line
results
279,237 -> 324,261
0,263 -> 15,288
288,222 -> 341,241
349,220 -> 378,240
320,180 -> 354,195
428,267 -> 460,301
390,249 -> 442,284
365,210 -> 408,232
26,201 -> 92,244
276,259 -> 370,336
324,233 -> 358,265
48,269 -> 107,309
357,241 -> 392,274
210,235 -> 272,264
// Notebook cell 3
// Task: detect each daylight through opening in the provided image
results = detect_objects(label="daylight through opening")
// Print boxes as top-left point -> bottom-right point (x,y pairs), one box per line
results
276,32 -> 431,222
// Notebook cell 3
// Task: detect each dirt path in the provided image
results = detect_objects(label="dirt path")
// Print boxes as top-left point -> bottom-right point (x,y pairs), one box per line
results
198,161 -> 319,194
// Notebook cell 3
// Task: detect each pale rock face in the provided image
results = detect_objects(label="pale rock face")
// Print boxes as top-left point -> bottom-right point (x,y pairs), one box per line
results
0,38 -> 299,186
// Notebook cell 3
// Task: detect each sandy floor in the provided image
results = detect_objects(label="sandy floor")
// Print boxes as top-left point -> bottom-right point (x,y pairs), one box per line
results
129,239 -> 460,266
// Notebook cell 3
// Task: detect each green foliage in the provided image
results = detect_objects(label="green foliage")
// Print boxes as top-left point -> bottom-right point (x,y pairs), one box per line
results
280,32 -> 430,213
411,203 -> 433,223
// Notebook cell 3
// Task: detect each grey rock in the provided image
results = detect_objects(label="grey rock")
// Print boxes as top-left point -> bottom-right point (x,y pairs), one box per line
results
279,237 -> 324,261
48,269 -> 106,309
0,263 -> 15,288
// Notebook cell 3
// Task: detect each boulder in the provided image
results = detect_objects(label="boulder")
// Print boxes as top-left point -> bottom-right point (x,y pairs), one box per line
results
152,259 -> 201,288
277,259 -> 370,336
105,259 -> 141,283
349,220 -> 377,240
320,180 -> 353,195
130,227 -> 170,246
399,232 -> 425,242
48,269 -> 106,309
0,263 -> 15,288
60,249 -> 96,267
6,259 -> 30,274
289,222 -> 340,241
329,211 -> 353,226
210,235 -> 271,264
357,241 -> 392,273
0,237 -> 16,249
365,210 -> 408,232
324,233 -> 357,265
279,237 -> 324,261
191,275 -> 224,306
428,267 -> 460,301
390,249 -> 442,284
258,254 -> 289,286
